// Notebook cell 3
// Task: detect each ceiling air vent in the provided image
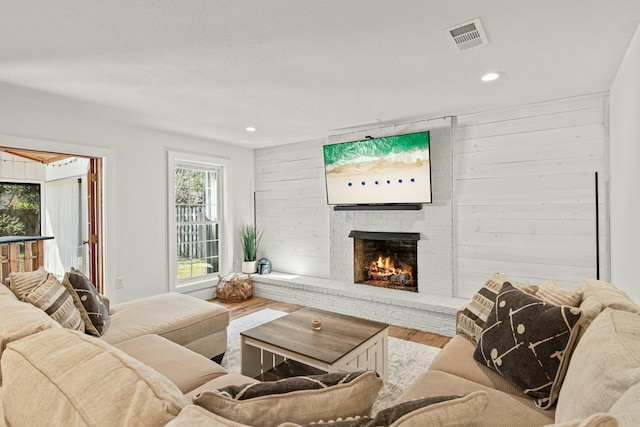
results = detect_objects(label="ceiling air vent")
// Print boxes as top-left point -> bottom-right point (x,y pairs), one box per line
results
446,18 -> 489,51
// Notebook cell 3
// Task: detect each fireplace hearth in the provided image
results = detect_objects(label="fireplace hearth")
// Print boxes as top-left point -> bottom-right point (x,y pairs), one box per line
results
349,230 -> 420,292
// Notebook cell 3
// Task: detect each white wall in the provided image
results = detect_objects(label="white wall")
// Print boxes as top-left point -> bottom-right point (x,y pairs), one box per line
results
255,96 -> 611,300
610,24 -> 640,303
0,83 -> 254,304
454,95 -> 609,298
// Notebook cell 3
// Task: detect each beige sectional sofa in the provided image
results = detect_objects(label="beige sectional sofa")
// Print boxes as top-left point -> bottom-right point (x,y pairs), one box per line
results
398,278 -> 640,427
2,278 -> 639,426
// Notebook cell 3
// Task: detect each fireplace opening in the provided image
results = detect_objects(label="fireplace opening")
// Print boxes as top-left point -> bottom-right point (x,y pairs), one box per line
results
349,231 -> 419,292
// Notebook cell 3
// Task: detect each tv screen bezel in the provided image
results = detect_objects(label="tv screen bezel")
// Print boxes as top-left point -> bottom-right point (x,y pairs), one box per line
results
322,130 -> 432,207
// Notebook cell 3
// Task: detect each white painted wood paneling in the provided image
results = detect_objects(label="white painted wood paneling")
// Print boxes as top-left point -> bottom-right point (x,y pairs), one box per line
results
454,95 -> 609,298
255,139 -> 331,277
0,152 -> 45,181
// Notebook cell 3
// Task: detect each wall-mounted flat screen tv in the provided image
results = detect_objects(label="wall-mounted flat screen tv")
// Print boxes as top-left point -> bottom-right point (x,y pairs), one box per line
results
323,131 -> 431,205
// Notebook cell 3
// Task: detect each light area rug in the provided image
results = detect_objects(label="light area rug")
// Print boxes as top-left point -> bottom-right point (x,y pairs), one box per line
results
221,308 -> 441,414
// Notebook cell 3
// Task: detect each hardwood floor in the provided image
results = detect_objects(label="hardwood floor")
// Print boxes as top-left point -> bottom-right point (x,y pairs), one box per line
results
212,296 -> 451,349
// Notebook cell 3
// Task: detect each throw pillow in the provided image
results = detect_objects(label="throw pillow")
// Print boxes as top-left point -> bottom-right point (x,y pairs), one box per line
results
473,283 -> 582,409
555,308 -> 640,421
536,280 -> 582,307
456,273 -> 539,343
575,279 -> 640,339
62,267 -> 110,336
8,266 -> 48,299
609,382 -> 640,427
193,371 -> 383,427
279,391 -> 489,427
23,274 -> 85,332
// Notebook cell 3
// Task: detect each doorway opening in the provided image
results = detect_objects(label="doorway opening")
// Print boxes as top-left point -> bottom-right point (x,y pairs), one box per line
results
0,147 -> 105,292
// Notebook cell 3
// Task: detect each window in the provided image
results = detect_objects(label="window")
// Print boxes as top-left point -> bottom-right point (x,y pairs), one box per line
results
0,182 -> 41,237
168,152 -> 230,293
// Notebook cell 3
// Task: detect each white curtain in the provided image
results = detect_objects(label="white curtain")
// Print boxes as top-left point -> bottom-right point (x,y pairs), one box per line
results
43,177 -> 86,278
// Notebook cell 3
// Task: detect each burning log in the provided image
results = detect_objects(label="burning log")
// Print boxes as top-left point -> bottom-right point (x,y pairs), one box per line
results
365,255 -> 413,286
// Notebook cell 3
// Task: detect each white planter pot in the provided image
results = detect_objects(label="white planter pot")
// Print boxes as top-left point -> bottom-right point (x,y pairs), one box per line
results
242,261 -> 257,274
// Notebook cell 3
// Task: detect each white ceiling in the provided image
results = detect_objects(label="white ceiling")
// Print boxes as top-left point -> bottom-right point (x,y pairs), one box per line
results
1,1 -> 640,148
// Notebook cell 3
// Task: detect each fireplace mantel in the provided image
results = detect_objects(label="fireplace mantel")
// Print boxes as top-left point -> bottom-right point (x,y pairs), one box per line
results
348,230 -> 420,241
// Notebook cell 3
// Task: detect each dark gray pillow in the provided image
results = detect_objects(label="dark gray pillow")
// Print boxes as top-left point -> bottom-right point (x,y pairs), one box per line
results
62,267 -> 110,336
473,283 -> 582,409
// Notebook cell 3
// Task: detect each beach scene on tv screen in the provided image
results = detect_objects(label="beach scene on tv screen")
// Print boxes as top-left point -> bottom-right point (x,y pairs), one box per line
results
324,132 -> 431,205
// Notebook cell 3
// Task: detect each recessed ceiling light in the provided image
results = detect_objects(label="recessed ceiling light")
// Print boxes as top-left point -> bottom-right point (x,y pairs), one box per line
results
481,71 -> 504,82
245,126 -> 257,132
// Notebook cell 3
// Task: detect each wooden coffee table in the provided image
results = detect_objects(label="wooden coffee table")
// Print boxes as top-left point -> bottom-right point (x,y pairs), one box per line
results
241,307 -> 389,382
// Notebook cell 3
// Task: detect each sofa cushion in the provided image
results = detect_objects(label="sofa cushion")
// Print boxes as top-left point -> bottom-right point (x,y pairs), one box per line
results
1,328 -> 188,426
7,266 -> 47,299
429,334 -> 528,398
101,293 -> 229,358
576,279 -> 640,339
165,405 -> 252,426
0,283 -> 18,301
609,382 -> 640,427
23,274 -> 85,331
193,371 -> 382,427
456,273 -> 538,343
556,308 -> 640,422
473,283 -> 582,409
280,392 -> 489,427
536,280 -> 582,307
62,267 -> 110,336
114,333 -> 228,394
398,370 -> 556,427
0,298 -> 59,382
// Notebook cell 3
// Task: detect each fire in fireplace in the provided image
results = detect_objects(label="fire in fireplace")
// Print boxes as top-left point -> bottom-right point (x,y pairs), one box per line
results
349,230 -> 420,292
366,255 -> 414,286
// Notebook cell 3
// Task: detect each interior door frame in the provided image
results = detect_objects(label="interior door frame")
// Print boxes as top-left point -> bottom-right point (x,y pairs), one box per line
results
0,134 -> 115,297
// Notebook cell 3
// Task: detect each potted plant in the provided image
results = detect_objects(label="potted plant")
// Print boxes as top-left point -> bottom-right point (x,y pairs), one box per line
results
241,223 -> 260,274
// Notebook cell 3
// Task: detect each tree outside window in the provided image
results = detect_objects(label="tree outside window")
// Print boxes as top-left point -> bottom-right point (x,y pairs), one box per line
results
0,183 -> 41,237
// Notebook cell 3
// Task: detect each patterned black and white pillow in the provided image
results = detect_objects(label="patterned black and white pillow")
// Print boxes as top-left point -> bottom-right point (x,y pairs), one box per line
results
62,268 -> 109,336
473,283 -> 582,409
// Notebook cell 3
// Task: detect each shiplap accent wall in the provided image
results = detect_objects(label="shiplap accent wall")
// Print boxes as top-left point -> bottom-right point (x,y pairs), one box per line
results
454,94 -> 609,298
328,118 -> 454,296
254,139 -> 331,277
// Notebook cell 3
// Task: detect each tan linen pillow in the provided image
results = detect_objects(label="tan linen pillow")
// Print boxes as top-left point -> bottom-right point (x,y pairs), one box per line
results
193,371 -> 383,427
279,391 -> 489,427
0,298 -> 58,382
543,413 -> 618,427
456,272 -> 539,343
556,308 -> 640,421
8,266 -> 47,299
609,382 -> 640,426
575,280 -> 640,339
23,274 -> 85,331
2,328 -> 188,427
536,280 -> 583,307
